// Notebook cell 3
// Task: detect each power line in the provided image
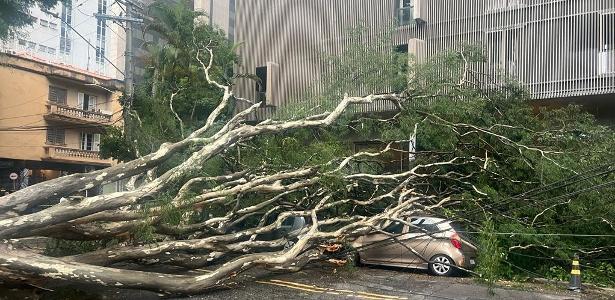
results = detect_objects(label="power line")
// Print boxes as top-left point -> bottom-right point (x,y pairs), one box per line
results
45,11 -> 125,76
458,232 -> 615,238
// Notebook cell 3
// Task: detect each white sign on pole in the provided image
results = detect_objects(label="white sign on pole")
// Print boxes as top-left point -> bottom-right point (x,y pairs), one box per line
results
9,173 -> 18,180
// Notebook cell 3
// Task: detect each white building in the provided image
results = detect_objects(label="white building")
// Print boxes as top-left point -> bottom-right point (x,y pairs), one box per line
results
1,0 -> 125,80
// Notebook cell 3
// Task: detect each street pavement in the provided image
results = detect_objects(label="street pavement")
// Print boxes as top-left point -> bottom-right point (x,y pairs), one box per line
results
171,265 -> 584,300
4,264 -> 598,300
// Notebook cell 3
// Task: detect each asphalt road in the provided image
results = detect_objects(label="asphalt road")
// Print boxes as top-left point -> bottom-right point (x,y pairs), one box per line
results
2,264 -> 598,300
171,265 -> 584,300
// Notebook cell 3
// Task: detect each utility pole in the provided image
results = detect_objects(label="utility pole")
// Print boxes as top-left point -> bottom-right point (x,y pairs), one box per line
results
94,0 -> 143,143
124,1 -> 134,99
94,0 -> 143,102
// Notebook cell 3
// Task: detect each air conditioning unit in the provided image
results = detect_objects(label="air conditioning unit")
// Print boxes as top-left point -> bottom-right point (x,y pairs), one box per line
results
599,50 -> 615,75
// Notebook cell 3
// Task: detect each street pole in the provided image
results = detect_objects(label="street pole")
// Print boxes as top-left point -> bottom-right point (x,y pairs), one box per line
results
124,1 -> 134,101
94,0 -> 143,143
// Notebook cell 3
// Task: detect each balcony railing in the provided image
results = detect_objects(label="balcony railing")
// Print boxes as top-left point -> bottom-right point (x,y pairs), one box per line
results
45,103 -> 113,124
44,146 -> 111,166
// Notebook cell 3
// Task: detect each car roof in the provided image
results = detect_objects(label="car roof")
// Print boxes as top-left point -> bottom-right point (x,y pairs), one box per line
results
410,216 -> 448,223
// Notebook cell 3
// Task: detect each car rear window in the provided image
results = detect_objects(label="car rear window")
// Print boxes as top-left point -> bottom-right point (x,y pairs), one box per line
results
450,222 -> 477,244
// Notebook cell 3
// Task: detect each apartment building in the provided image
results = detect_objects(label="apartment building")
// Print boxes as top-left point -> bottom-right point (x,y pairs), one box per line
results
1,0 -> 125,80
194,0 -> 236,42
227,0 -> 615,119
0,53 -> 123,193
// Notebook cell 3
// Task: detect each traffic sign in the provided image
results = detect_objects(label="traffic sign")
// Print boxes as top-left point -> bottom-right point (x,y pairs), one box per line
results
9,173 -> 18,180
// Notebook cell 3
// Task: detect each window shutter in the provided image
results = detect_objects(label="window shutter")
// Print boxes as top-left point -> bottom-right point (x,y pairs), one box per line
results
46,128 -> 65,145
93,134 -> 101,151
46,129 -> 54,144
80,132 -> 86,150
48,86 -> 57,102
89,96 -> 97,111
58,88 -> 67,105
78,92 -> 85,110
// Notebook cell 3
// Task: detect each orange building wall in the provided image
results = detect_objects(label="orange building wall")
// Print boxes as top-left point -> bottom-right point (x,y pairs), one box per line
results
0,65 -> 48,161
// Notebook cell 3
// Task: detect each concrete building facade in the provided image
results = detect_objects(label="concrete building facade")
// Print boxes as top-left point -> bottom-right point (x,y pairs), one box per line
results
0,53 -> 123,193
194,0 -> 236,42
1,0 -> 125,80
225,0 -> 615,119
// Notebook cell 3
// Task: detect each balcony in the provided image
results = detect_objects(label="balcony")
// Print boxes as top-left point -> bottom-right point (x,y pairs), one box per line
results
44,103 -> 113,125
43,146 -> 112,166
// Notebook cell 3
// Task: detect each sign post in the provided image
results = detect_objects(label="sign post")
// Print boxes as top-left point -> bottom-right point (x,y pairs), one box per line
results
9,173 -> 18,191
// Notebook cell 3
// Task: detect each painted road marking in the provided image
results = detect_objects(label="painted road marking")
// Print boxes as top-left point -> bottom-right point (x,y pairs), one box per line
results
256,280 -> 324,294
257,279 -> 409,299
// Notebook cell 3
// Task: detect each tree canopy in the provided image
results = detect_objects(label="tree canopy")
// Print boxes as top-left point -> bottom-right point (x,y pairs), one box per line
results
101,0 -> 237,160
0,0 -> 65,40
0,11 -> 613,294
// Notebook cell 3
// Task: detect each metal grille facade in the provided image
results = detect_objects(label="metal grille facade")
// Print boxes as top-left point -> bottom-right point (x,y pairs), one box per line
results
232,0 -> 615,118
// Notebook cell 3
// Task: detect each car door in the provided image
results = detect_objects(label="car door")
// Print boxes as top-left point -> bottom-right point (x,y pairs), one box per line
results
400,218 -> 439,267
359,221 -> 404,264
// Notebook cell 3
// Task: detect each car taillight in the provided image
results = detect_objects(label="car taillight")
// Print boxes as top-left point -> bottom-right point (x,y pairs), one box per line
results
451,233 -> 462,250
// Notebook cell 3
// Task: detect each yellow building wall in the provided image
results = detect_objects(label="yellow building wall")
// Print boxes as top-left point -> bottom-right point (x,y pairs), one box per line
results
0,65 -> 48,161
0,58 -> 123,163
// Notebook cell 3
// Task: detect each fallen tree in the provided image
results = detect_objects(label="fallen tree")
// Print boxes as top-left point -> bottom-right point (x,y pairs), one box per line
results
1,40 -> 614,293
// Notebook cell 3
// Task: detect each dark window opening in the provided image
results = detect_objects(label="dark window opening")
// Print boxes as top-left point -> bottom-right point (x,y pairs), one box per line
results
395,44 -> 409,54
396,0 -> 414,26
80,133 -> 101,151
384,222 -> 404,234
602,13 -> 615,51
256,66 -> 267,104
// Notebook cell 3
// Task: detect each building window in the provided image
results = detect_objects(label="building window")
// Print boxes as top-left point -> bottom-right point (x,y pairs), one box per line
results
95,0 -> 107,64
487,0 -> 523,11
80,133 -> 101,151
60,2 -> 72,55
396,0 -> 414,26
78,93 -> 98,111
46,128 -> 66,145
486,28 -> 521,78
395,44 -> 409,53
599,13 -> 615,75
18,39 -> 27,46
27,41 -> 36,50
48,86 -> 68,105
255,66 -> 267,104
602,13 -> 614,51
229,0 -> 236,42
48,22 -> 58,30
38,45 -> 56,55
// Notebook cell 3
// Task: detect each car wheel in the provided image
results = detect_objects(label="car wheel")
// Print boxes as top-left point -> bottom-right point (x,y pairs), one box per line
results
348,252 -> 362,267
429,254 -> 456,276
